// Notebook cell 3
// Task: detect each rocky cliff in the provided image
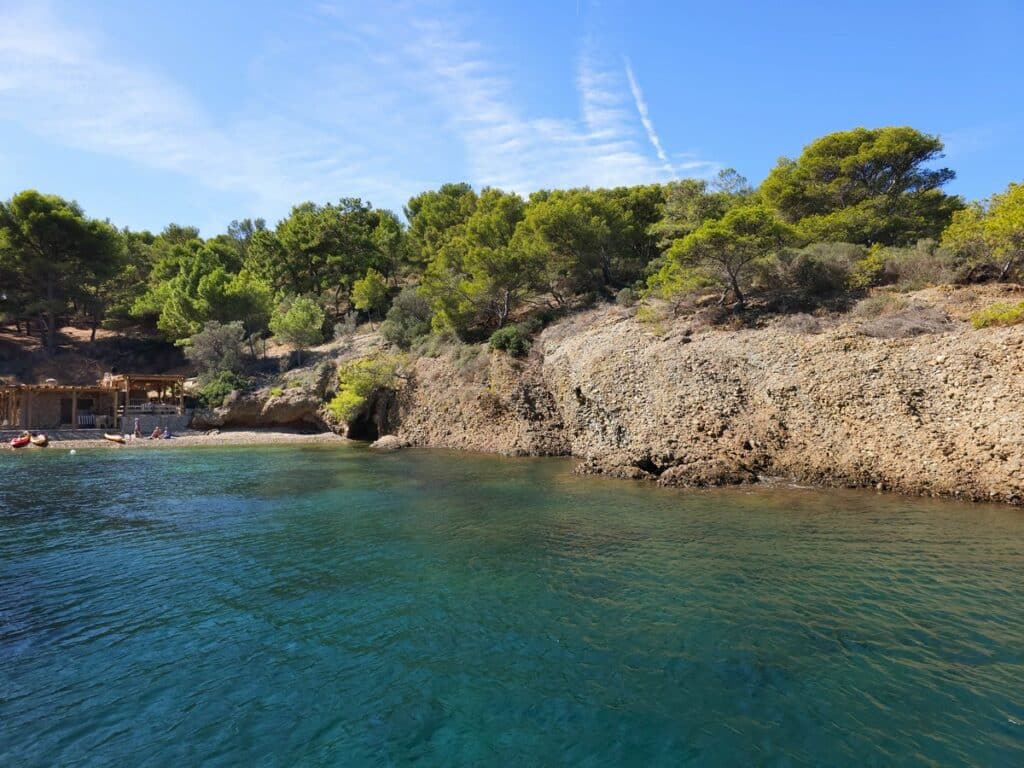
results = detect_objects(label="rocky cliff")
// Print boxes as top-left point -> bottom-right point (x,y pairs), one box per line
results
394,286 -> 1024,504
206,285 -> 1024,504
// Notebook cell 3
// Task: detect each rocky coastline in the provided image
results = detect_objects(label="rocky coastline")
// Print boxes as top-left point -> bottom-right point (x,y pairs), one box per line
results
190,286 -> 1024,505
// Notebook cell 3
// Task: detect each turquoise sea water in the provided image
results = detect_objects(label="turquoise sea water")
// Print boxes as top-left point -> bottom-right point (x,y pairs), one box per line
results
1,445 -> 1022,767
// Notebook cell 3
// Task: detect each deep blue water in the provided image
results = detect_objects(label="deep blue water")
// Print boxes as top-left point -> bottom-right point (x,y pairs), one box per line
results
1,445 -> 1022,766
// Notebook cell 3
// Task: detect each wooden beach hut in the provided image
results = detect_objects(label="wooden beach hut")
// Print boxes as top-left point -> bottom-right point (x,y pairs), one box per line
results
0,373 -> 187,432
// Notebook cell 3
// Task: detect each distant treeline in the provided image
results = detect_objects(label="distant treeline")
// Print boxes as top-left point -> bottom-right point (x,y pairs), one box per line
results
1,126 -> 1022,357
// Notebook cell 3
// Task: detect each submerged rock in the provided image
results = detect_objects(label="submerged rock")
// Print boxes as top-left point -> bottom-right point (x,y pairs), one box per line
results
370,435 -> 406,451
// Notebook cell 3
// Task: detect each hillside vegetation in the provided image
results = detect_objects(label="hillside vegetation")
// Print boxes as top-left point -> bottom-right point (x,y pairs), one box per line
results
2,126 -> 1023,402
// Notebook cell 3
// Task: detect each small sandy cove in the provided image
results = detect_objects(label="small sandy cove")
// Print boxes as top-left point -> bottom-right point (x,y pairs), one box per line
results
6,429 -> 348,451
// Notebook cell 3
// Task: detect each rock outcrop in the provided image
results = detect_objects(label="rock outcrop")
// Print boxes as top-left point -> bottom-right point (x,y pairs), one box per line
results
370,435 -> 407,451
395,349 -> 569,456
394,287 -> 1024,504
192,359 -> 339,431
191,286 -> 1024,504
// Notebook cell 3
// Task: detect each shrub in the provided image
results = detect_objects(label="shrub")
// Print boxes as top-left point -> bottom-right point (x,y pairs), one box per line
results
351,268 -> 389,319
333,312 -> 358,341
757,243 -> 856,307
381,286 -> 432,349
269,386 -> 283,397
615,287 -> 637,307
779,313 -> 826,334
644,261 -> 716,303
970,301 -> 1024,329
199,371 -> 248,408
411,332 -> 453,358
451,344 -> 488,377
847,248 -> 887,290
635,302 -> 671,334
859,305 -> 952,338
185,320 -> 246,382
851,293 -> 908,319
326,354 -> 407,422
879,240 -> 958,291
488,324 -> 531,357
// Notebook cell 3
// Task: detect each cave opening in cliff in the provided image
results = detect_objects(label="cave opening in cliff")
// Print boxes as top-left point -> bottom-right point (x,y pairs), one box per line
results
346,390 -> 395,441
346,410 -> 379,441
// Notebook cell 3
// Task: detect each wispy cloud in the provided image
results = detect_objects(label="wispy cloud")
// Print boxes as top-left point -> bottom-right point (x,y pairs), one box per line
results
0,0 -> 722,231
399,14 -> 714,193
0,2 -> 414,226
623,57 -> 673,175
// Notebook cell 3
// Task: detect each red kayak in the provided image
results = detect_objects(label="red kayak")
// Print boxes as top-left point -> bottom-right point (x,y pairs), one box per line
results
11,434 -> 31,449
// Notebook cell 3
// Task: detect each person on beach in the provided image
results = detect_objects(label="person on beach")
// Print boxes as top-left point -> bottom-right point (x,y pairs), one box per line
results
133,418 -> 143,438
149,425 -> 164,439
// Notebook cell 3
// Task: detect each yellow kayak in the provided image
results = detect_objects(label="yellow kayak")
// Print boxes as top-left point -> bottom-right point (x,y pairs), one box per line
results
31,434 -> 48,447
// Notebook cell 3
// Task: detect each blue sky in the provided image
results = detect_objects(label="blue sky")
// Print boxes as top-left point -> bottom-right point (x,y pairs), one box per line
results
1,0 -> 1021,235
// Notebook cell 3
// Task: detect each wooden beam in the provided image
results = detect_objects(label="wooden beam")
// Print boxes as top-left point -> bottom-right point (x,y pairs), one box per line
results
71,388 -> 78,429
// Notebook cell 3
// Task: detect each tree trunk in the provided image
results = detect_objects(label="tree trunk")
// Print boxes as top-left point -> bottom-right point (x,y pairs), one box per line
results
730,273 -> 745,312
46,269 -> 56,355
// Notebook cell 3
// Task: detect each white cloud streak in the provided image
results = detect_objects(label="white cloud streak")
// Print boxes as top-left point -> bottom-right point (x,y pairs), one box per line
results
0,2 -> 414,226
0,0 -> 722,230
624,57 -> 673,175
399,15 -> 714,193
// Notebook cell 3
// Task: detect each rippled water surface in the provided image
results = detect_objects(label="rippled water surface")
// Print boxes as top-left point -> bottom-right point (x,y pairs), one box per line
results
1,446 -> 1023,766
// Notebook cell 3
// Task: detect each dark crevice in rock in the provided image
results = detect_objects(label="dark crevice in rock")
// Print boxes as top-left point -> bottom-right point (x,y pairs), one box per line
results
347,388 -> 397,442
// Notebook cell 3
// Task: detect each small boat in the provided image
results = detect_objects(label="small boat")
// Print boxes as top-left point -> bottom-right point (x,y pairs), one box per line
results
31,434 -> 48,447
103,433 -> 126,444
10,434 -> 31,449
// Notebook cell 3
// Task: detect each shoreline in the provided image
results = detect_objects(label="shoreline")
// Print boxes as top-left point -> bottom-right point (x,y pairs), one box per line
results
4,428 -> 349,450
6,427 -> 1020,507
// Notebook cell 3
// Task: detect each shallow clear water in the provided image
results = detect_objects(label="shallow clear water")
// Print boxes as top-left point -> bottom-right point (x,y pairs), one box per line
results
1,445 -> 1022,766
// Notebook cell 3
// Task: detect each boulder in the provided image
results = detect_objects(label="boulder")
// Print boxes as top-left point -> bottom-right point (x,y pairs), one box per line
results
370,434 -> 406,451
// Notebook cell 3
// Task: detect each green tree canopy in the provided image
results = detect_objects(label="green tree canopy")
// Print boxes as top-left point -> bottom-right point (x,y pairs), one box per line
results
667,203 -> 798,309
133,238 -> 247,342
246,199 -> 395,314
0,190 -> 124,353
761,126 -> 963,246
942,181 -> 1024,281
650,170 -> 751,248
404,183 -> 478,270
511,186 -> 664,306
351,268 -> 389,320
422,188 -> 535,333
270,295 -> 325,364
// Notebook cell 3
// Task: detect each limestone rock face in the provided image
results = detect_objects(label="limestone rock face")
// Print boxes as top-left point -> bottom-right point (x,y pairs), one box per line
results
192,388 -> 336,431
538,302 -> 1024,503
394,349 -> 570,457
393,289 -> 1024,504
192,286 -> 1024,504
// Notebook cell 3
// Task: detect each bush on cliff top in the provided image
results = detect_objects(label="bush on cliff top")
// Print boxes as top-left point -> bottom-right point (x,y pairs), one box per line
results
198,371 -> 248,409
970,300 -> 1024,329
488,324 -> 531,357
326,354 -> 407,422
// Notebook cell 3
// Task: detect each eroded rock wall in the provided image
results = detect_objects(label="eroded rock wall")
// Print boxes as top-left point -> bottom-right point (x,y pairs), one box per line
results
392,294 -> 1023,503
539,306 -> 1024,503
394,350 -> 569,456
